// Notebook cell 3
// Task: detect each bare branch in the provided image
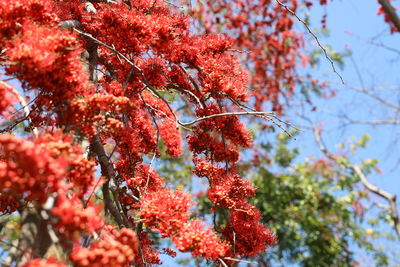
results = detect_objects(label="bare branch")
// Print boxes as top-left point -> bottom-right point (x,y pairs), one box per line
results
218,258 -> 228,267
178,111 -> 275,126
348,86 -> 400,111
91,135 -> 125,227
347,119 -> 400,126
223,257 -> 258,264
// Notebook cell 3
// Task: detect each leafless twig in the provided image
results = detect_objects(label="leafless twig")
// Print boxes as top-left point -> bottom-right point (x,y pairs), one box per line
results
178,111 -> 275,126
274,0 -> 344,84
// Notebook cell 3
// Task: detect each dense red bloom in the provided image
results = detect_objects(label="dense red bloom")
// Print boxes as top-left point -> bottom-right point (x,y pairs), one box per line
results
193,158 -> 275,257
223,203 -> 277,257
140,188 -> 230,259
70,226 -> 138,267
23,258 -> 66,267
137,232 -> 162,265
139,189 -> 192,236
0,194 -> 20,214
0,81 -> 16,118
35,132 -> 96,195
159,119 -> 182,157
0,134 -> 66,202
194,159 -> 256,208
52,195 -> 103,239
172,219 -> 229,259
191,0 -> 305,112
124,164 -> 164,193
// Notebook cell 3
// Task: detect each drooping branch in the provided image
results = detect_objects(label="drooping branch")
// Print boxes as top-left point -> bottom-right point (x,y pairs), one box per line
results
312,127 -> 400,238
378,0 -> 400,33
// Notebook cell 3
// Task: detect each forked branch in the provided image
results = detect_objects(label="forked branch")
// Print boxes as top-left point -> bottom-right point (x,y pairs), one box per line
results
313,127 -> 400,238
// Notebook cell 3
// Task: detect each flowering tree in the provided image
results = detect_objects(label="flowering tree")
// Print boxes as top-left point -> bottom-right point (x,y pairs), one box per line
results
2,0 -> 398,266
0,0 -> 288,266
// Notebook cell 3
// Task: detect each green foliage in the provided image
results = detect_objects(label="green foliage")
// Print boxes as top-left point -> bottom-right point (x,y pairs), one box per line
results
248,133 -> 388,267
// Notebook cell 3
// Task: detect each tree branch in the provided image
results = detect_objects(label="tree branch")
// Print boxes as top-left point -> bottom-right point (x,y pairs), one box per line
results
178,111 -> 275,126
378,0 -> 400,33
312,127 -> 400,238
91,135 -> 125,227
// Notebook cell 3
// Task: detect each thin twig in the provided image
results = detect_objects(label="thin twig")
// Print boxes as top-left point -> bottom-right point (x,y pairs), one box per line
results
229,96 -> 296,137
275,0 -> 344,84
84,177 -> 103,208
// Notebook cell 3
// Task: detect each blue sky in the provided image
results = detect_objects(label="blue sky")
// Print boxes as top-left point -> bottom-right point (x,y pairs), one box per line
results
289,0 -> 400,265
298,0 -> 400,201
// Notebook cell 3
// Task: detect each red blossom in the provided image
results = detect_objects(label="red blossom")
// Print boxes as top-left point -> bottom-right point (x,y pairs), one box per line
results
52,195 -> 104,239
0,81 -> 16,118
172,219 -> 230,259
139,189 -> 192,236
0,134 -> 66,203
70,226 -> 138,267
223,203 -> 277,257
23,258 -> 66,267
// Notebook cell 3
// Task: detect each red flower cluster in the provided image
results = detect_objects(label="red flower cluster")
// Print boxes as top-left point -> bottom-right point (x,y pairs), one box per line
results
0,134 -> 66,203
191,0 -> 316,112
222,203 -> 277,257
140,189 -> 229,259
139,189 -> 192,236
124,164 -> 164,194
188,104 -> 252,163
52,195 -> 103,239
0,194 -> 20,215
0,81 -> 16,118
193,156 -> 276,256
70,226 -> 138,267
35,132 -> 96,196
23,258 -> 66,267
172,219 -> 229,259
